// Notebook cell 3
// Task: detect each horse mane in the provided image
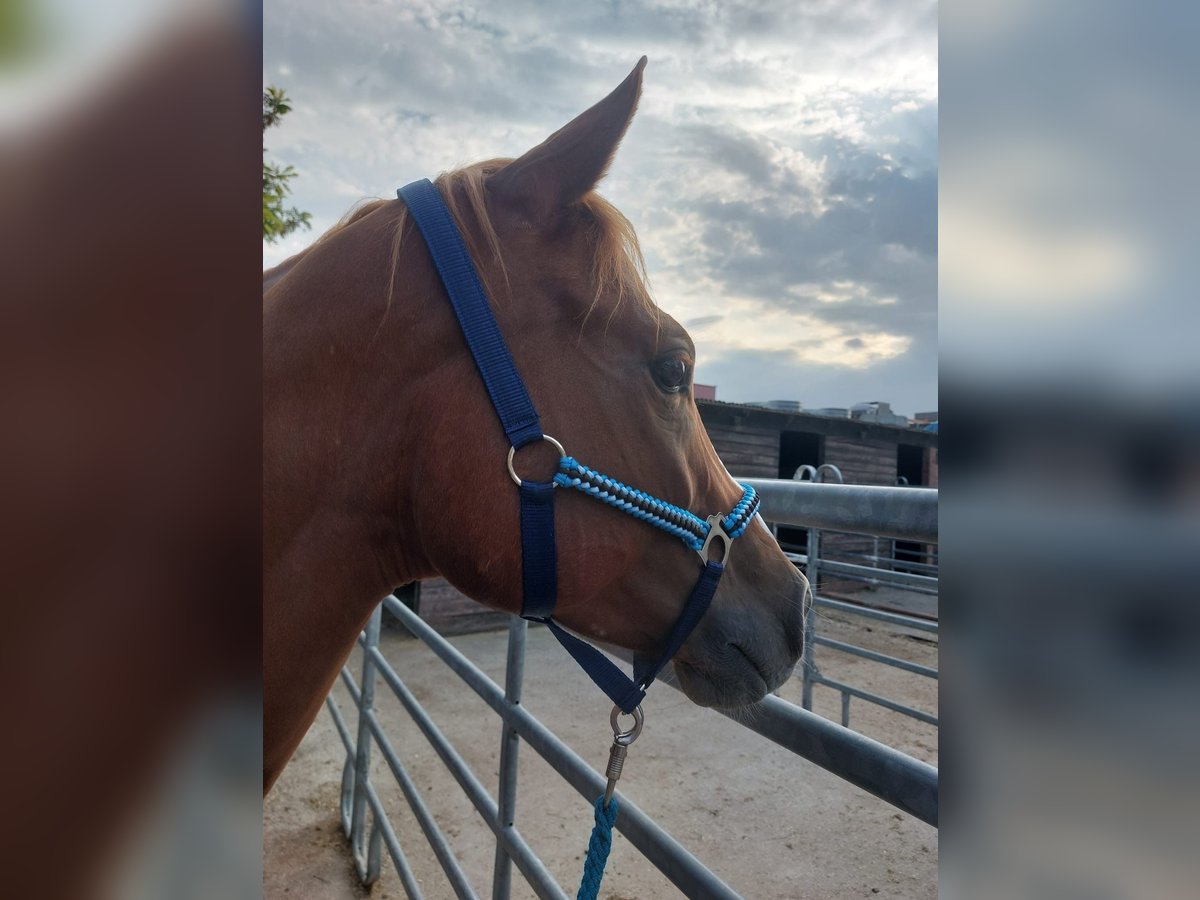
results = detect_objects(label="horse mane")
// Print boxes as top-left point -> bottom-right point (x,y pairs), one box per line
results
266,160 -> 656,323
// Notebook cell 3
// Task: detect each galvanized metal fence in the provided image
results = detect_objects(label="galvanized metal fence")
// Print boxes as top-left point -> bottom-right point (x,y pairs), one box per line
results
325,479 -> 938,898
755,468 -> 940,729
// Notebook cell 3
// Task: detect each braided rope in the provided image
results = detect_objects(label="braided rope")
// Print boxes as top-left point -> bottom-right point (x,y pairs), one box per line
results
555,457 -> 758,553
577,794 -> 619,900
722,489 -> 760,538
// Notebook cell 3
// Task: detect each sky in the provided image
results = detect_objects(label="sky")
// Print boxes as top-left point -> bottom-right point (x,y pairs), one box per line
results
263,0 -> 938,415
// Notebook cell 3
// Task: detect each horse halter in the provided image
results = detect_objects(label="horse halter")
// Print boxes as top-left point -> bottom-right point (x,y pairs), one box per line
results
397,178 -> 761,716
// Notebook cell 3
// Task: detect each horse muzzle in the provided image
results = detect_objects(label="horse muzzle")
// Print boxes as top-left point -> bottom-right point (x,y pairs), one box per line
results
667,567 -> 807,709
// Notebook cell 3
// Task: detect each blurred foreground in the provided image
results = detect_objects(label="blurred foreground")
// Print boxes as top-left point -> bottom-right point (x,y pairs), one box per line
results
0,2 -> 261,898
942,1 -> 1200,897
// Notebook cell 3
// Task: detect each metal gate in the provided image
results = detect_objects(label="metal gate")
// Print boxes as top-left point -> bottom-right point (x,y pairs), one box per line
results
324,478 -> 938,898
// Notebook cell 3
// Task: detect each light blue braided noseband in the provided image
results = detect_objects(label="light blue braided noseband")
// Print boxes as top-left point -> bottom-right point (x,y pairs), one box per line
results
555,456 -> 760,563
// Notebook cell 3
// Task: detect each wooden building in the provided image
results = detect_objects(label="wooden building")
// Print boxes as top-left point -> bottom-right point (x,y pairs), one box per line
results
697,399 -> 938,593
696,400 -> 937,487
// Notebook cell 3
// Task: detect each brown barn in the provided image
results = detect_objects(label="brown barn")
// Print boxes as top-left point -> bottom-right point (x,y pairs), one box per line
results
697,399 -> 938,592
696,399 -> 938,487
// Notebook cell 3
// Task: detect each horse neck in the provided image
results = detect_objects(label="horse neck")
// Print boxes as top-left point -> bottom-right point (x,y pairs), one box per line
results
263,209 -> 443,578
263,215 -> 446,784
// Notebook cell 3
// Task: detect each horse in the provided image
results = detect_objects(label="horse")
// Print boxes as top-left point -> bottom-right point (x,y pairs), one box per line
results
263,58 -> 807,792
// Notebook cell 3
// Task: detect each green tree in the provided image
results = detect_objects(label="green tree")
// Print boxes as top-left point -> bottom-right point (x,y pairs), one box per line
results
263,87 -> 312,243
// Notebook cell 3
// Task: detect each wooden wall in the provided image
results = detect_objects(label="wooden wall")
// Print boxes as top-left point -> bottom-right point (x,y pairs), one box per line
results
823,436 -> 897,486
702,422 -> 780,477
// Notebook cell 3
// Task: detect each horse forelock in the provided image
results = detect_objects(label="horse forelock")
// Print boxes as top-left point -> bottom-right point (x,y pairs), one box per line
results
270,160 -> 658,328
436,160 -> 658,326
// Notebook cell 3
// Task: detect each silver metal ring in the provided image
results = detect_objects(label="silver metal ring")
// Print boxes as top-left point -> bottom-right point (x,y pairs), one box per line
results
506,433 -> 566,486
609,704 -> 644,746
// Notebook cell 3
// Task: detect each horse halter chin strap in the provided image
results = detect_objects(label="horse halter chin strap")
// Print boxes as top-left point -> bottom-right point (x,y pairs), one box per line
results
397,178 -> 760,715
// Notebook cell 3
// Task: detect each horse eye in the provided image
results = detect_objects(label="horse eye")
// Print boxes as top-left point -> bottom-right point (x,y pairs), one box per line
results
653,356 -> 691,393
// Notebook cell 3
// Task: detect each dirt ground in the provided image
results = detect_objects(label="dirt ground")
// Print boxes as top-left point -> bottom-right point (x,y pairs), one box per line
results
263,606 -> 938,899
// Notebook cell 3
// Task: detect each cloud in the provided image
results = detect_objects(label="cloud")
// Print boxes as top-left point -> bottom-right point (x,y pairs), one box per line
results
264,0 -> 937,414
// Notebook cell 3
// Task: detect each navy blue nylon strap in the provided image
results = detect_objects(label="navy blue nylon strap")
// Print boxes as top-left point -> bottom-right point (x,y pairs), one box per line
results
633,561 -> 723,687
536,560 -> 726,714
540,620 -> 648,713
397,179 -> 543,449
519,480 -> 558,620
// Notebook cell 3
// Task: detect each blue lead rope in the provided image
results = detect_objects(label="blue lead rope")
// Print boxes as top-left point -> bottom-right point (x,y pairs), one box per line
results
578,794 -> 619,900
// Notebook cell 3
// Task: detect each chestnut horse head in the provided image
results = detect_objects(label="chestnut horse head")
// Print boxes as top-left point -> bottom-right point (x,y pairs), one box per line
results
263,58 -> 807,789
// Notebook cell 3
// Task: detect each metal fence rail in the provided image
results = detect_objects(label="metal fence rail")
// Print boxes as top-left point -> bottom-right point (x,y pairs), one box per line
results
744,478 -> 939,729
745,479 -> 937,542
326,479 -> 939,897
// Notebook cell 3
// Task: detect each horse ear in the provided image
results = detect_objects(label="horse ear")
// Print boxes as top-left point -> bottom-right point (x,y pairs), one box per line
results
489,56 -> 646,224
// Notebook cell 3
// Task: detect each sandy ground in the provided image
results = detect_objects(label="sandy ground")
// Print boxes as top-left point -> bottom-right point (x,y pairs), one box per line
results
264,607 -> 938,899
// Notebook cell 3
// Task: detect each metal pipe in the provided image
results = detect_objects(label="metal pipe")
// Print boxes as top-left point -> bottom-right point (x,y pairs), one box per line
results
813,596 -> 939,634
361,767 -> 426,900
801,523 -> 820,711
812,636 -> 939,679
329,678 -> 358,840
859,554 -> 939,571
331,667 -> 554,897
744,479 -> 938,543
492,617 -> 527,900
339,666 -> 363,705
817,559 -> 939,592
328,679 -> 424,896
366,647 -> 568,900
788,551 -> 938,577
783,554 -> 938,594
652,665 -> 939,826
350,607 -> 382,885
325,692 -> 354,756
496,827 -> 570,900
365,709 -> 481,900
809,674 -> 939,727
369,647 -> 501,822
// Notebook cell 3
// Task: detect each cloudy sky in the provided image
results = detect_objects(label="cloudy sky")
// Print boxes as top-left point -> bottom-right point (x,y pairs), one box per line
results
264,0 -> 937,415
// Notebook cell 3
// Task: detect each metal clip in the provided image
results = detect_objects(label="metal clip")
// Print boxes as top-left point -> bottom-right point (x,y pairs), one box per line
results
697,515 -> 732,566
603,705 -> 644,808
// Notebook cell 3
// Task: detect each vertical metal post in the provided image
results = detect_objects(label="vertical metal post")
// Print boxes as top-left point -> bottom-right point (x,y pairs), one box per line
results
350,605 -> 383,885
801,525 -> 820,711
491,616 -> 528,900
841,691 -> 851,727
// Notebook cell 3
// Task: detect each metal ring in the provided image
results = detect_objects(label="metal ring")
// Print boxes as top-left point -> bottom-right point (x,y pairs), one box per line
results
609,704 -> 644,746
506,434 -> 566,486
